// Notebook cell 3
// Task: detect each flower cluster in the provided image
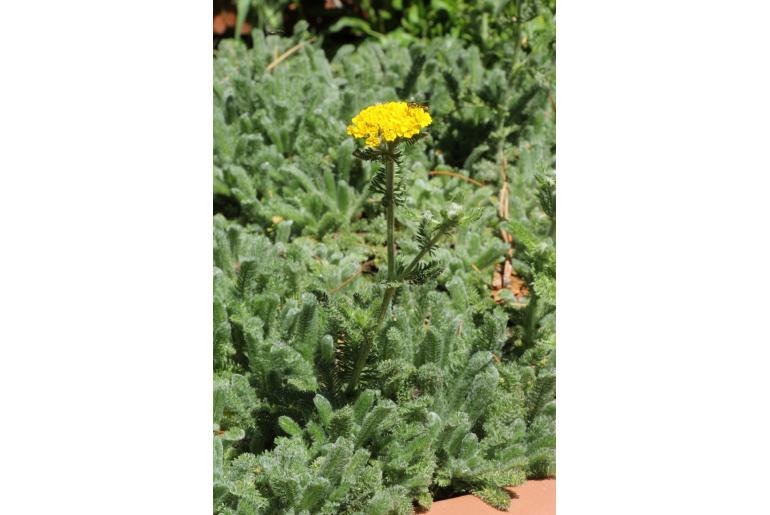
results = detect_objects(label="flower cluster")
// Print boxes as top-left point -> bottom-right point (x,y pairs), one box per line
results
346,101 -> 432,148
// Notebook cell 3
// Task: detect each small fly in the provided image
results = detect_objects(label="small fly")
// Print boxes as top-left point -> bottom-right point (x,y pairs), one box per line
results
407,101 -> 430,110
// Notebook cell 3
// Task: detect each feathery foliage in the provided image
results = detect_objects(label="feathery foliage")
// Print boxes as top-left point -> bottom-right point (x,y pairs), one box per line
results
214,6 -> 555,511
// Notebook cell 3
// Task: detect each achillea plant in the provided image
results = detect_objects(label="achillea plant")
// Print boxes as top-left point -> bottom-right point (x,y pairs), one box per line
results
213,28 -> 555,515
345,101 -> 477,392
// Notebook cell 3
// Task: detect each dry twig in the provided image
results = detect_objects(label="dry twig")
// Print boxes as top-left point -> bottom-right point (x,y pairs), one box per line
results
329,260 -> 374,294
266,38 -> 317,73
428,170 -> 486,187
492,151 -> 529,303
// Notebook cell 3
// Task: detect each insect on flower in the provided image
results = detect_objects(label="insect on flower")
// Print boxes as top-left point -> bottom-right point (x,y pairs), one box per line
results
407,101 -> 430,110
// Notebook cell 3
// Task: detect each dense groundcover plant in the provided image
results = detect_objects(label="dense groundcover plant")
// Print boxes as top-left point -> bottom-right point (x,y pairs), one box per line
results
214,18 -> 555,515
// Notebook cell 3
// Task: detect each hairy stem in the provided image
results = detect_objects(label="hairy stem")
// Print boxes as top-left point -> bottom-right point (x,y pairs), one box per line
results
376,287 -> 395,327
348,144 -> 397,393
379,142 -> 397,326
400,230 -> 445,280
385,147 -> 396,282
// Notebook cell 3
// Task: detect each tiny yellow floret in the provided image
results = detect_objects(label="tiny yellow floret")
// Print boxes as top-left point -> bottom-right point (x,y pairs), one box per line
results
346,101 -> 432,148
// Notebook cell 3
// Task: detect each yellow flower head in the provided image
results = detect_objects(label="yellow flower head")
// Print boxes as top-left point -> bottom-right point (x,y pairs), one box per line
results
346,101 -> 432,148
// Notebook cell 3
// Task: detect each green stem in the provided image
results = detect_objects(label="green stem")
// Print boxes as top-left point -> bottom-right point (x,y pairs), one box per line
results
510,0 -> 523,78
348,144 -> 397,393
400,230 -> 444,280
385,147 -> 396,284
376,287 -> 396,327
379,142 -> 397,327
524,289 -> 539,350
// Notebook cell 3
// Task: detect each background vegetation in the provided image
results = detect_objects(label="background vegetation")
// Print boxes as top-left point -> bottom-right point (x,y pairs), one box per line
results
213,1 -> 555,512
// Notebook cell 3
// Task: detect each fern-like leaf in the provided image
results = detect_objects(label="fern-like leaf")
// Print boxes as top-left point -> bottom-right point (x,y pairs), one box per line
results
525,371 -> 556,428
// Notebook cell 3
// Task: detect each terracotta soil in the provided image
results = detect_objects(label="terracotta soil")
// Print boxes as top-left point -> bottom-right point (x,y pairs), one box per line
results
425,479 -> 555,515
491,258 -> 529,304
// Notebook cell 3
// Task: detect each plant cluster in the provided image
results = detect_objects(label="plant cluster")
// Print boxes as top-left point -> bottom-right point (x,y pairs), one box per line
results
214,21 -> 554,230
327,0 -> 555,66
214,11 -> 555,514
214,215 -> 555,514
234,0 -> 555,69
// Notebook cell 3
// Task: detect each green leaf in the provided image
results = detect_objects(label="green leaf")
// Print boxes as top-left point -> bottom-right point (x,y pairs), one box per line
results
313,395 -> 334,427
473,487 -> 511,510
213,386 -> 226,424
353,389 -> 376,423
223,427 -> 246,441
213,437 -> 224,483
328,17 -> 386,41
278,415 -> 303,437
235,0 -> 250,41
534,273 -> 555,306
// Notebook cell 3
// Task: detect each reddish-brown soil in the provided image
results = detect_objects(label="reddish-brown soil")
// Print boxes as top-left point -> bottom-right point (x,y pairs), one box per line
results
492,258 -> 529,304
426,479 -> 555,515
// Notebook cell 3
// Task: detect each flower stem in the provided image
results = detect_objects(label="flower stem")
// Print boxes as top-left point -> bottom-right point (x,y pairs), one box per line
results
348,144 -> 397,394
378,144 -> 397,324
